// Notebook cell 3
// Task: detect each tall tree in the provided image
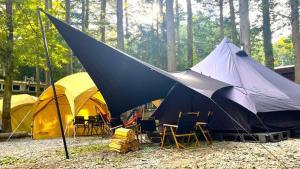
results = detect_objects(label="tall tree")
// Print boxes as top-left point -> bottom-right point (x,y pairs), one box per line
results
219,0 -> 224,39
166,0 -> 176,71
65,0 -> 73,75
2,0 -> 13,132
85,0 -> 89,29
229,0 -> 238,44
44,0 -> 51,85
262,0 -> 274,69
175,0 -> 180,56
81,0 -> 86,32
239,0 -> 251,55
290,0 -> 300,83
187,0 -> 193,67
117,0 -> 124,50
100,0 -> 106,42
124,0 -> 129,36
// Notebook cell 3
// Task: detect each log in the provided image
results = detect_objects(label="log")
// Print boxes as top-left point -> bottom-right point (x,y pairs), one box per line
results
109,128 -> 139,153
0,131 -> 29,140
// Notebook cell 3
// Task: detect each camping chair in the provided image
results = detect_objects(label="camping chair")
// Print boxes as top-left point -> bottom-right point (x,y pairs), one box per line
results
137,118 -> 159,143
161,112 -> 200,149
87,116 -> 96,136
108,118 -> 124,135
74,116 -> 88,136
94,114 -> 108,136
94,107 -> 110,136
196,111 -> 213,145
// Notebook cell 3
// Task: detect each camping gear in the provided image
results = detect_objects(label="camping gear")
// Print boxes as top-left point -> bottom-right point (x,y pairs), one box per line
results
196,122 -> 213,145
161,112 -> 200,149
46,13 -> 300,133
191,38 -> 300,131
73,116 -> 88,136
137,119 -> 159,143
32,72 -> 110,139
109,128 -> 139,153
44,13 -> 231,120
0,94 -> 37,133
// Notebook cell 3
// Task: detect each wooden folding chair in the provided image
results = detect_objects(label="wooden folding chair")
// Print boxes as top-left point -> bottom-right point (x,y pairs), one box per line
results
197,111 -> 213,145
161,112 -> 200,149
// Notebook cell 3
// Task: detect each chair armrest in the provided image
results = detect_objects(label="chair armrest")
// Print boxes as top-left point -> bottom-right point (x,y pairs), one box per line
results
196,122 -> 207,125
163,124 -> 178,128
110,125 -> 123,130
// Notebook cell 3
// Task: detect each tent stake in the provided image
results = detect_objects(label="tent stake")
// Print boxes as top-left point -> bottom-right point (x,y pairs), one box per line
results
37,7 -> 69,159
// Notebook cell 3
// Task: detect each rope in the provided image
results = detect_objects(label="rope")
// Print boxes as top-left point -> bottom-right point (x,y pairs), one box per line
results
210,99 -> 288,169
6,108 -> 32,142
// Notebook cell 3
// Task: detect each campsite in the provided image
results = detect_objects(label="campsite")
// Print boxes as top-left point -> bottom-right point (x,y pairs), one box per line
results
1,0 -> 300,168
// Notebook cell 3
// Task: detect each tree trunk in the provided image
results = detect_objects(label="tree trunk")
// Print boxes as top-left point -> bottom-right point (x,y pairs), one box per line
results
35,64 -> 41,96
158,0 -> 166,40
175,0 -> 180,56
117,0 -> 124,50
187,0 -> 193,67
219,0 -> 224,40
166,0 -> 176,72
124,0 -> 129,37
65,0 -> 73,75
229,0 -> 238,44
85,0 -> 89,29
239,0 -> 251,55
81,0 -> 86,32
290,0 -> 300,83
44,0 -> 51,85
2,0 -> 14,132
100,0 -> 106,42
262,0 -> 274,69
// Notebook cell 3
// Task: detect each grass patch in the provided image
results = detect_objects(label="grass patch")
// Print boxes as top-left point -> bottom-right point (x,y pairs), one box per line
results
0,156 -> 33,165
56,143 -> 109,156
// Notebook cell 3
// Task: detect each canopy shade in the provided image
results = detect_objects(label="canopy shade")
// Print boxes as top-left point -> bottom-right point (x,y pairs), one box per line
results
45,13 -> 231,118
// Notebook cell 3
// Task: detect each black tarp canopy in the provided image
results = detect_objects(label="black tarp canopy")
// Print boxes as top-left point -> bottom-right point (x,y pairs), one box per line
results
45,13 -> 231,118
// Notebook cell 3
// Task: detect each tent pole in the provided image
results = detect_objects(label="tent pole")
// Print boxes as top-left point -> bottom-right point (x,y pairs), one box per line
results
37,7 -> 69,159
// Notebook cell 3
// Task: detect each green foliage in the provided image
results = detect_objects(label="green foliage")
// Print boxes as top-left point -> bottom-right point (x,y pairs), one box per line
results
273,36 -> 294,66
0,0 -> 72,81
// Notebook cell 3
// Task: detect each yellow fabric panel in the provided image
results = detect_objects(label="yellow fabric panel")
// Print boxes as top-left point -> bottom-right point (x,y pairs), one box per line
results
0,94 -> 36,133
152,99 -> 162,108
0,94 -> 36,112
32,96 -> 74,139
56,72 -> 97,99
92,92 -> 106,104
32,72 -> 111,139
74,87 -> 98,114
11,105 -> 33,132
76,99 -> 99,119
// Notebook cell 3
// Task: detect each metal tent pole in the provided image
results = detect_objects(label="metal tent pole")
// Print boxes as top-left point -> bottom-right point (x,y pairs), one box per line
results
37,7 -> 69,159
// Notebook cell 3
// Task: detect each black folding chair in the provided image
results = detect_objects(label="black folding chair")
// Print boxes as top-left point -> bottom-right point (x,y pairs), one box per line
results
87,116 -> 96,136
108,118 -> 124,135
161,112 -> 200,149
137,119 -> 158,143
74,116 -> 88,136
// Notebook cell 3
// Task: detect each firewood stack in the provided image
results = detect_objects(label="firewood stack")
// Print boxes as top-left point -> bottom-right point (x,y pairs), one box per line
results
109,128 -> 140,153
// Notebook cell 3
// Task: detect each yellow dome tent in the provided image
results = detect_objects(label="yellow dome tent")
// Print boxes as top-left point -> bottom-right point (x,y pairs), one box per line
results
0,94 -> 37,133
32,72 -> 110,139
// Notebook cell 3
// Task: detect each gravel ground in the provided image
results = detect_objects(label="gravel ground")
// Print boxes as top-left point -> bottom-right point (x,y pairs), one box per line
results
0,137 -> 299,169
